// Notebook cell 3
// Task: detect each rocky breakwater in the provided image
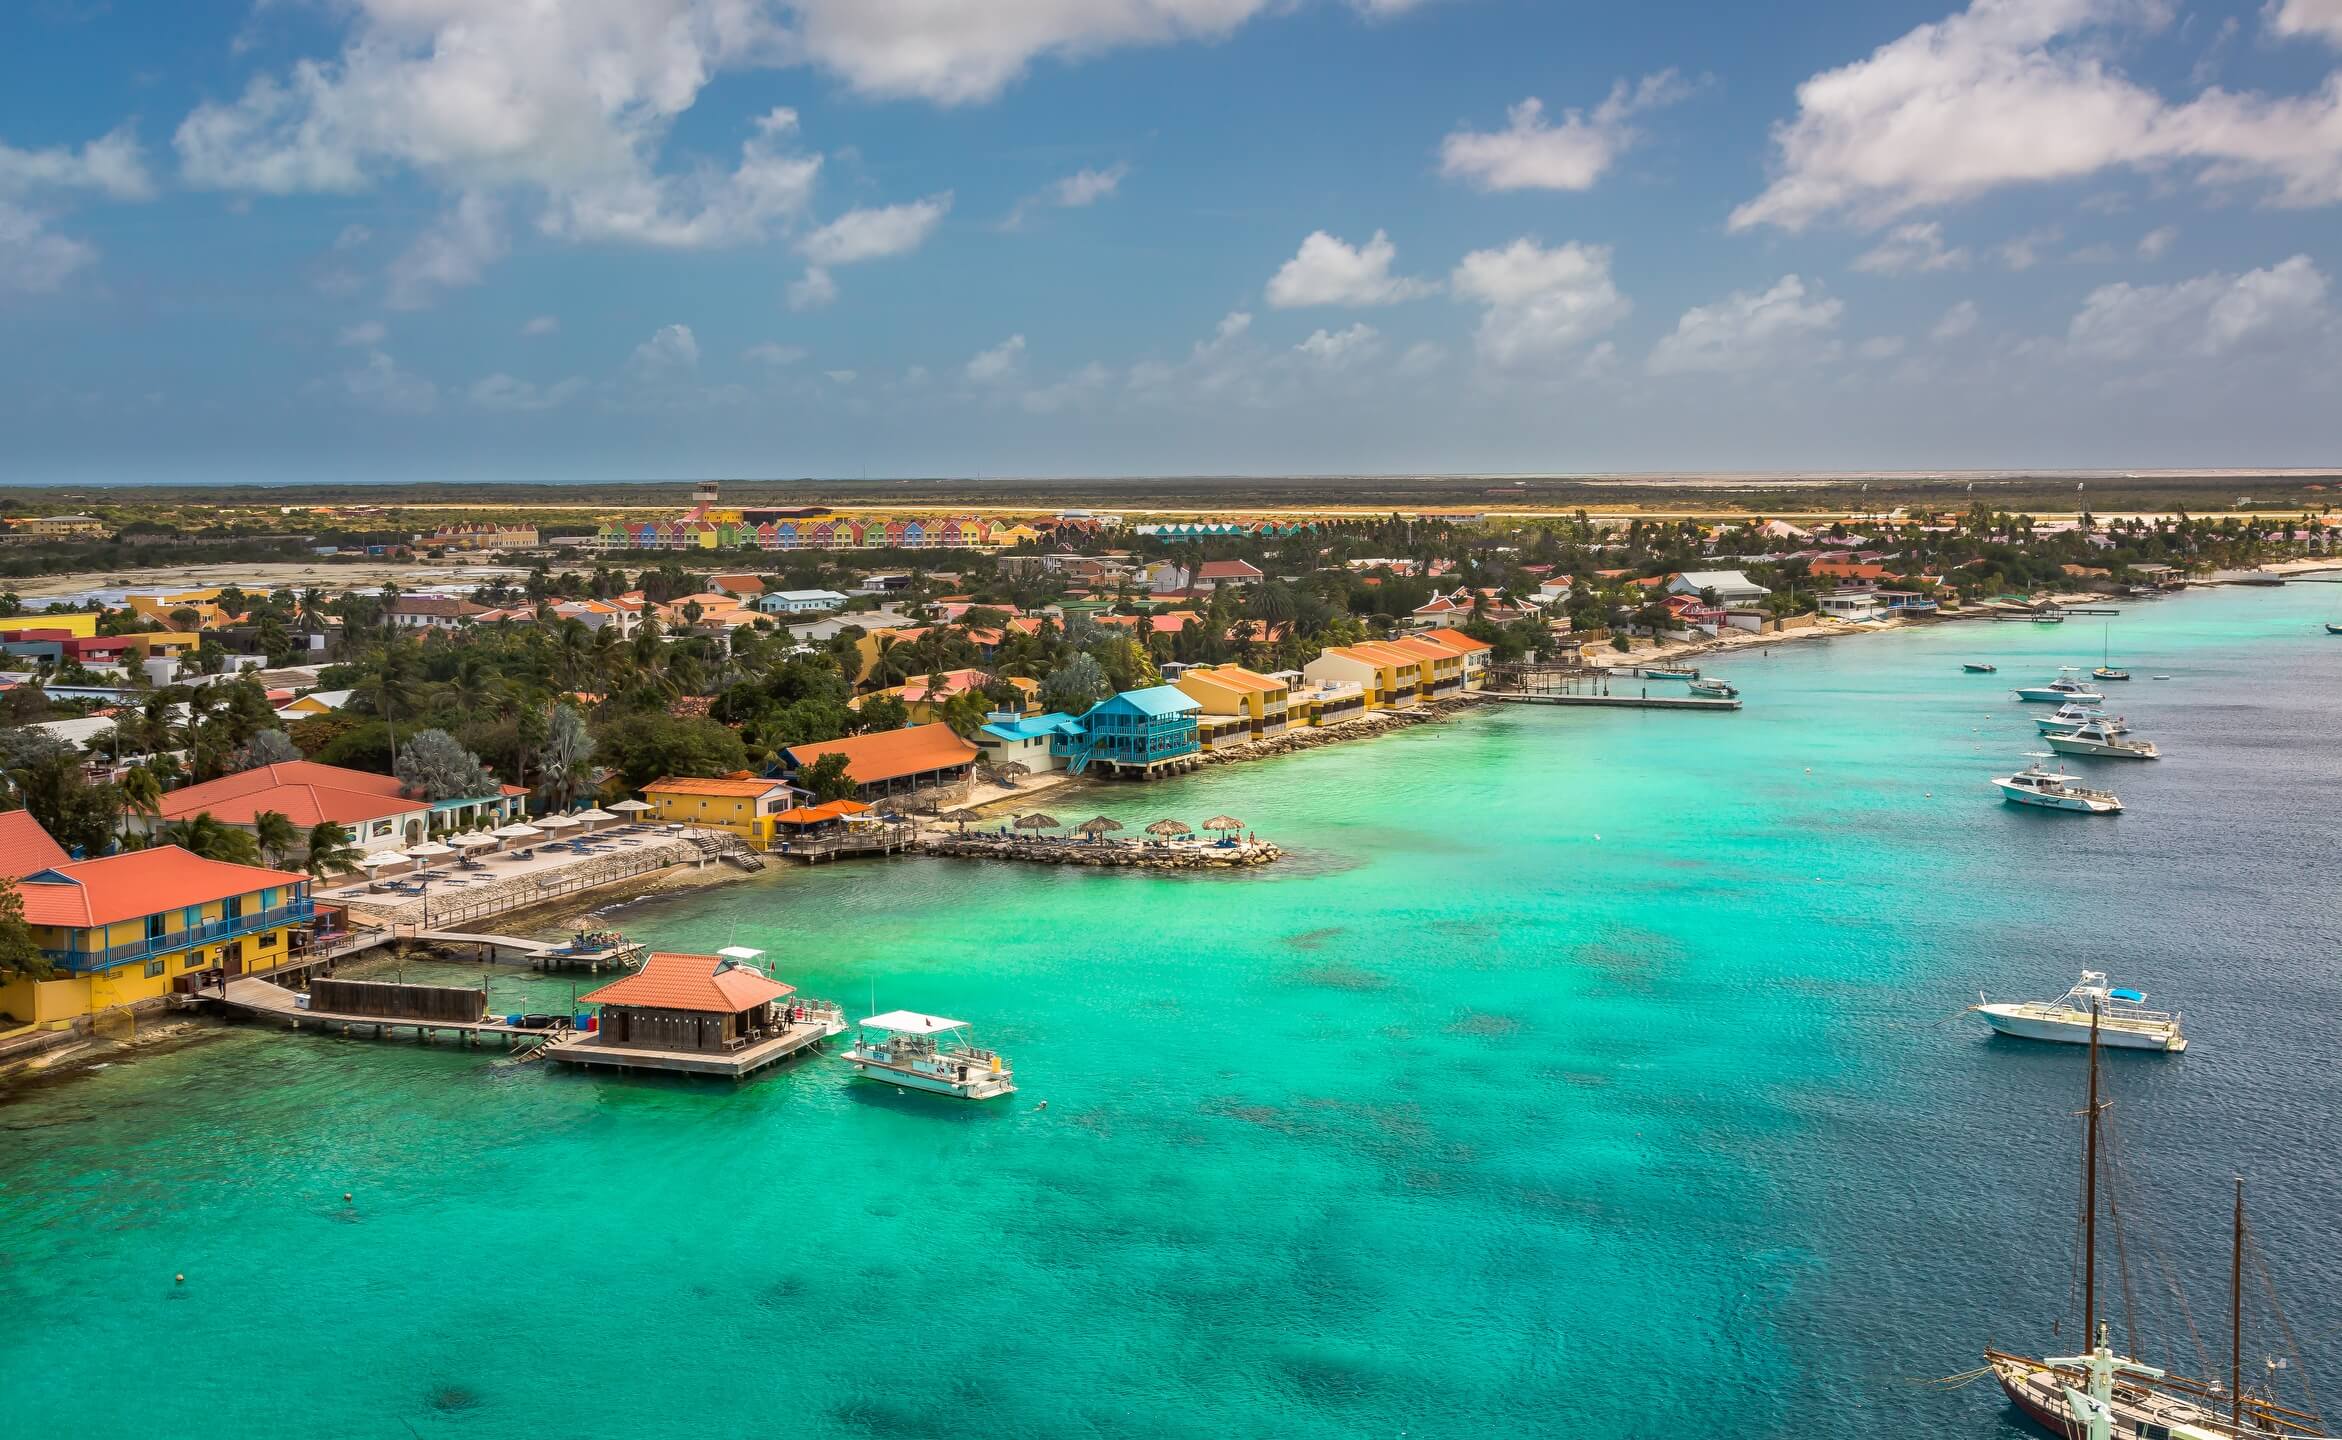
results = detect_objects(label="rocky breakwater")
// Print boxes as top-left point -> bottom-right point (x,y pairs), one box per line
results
1195,691 -> 1490,767
921,836 -> 1282,869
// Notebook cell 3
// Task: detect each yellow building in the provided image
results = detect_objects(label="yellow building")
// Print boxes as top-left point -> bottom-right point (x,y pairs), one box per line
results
1,819 -> 314,1028
127,589 -> 233,631
1173,664 -> 1292,738
1303,644 -> 1418,709
18,514 -> 110,539
0,610 -> 99,638
1383,636 -> 1467,698
640,776 -> 794,850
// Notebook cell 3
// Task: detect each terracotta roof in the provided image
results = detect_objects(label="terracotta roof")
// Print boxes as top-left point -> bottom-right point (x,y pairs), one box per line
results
1420,627 -> 1494,654
642,776 -> 789,797
1181,664 -> 1286,693
17,845 -> 307,928
155,761 -> 426,827
387,596 -> 489,618
1386,636 -> 1464,663
784,722 -> 978,785
1198,559 -> 1263,580
772,799 -> 873,825
579,951 -> 792,1013
0,810 -> 72,879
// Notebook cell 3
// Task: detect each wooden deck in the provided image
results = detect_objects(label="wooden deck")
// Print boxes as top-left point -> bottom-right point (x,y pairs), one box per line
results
543,1019 -> 842,1079
1485,691 -> 1741,711
217,977 -> 555,1044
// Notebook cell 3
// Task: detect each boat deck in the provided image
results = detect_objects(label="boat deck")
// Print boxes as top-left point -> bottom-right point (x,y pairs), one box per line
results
544,1020 -> 841,1079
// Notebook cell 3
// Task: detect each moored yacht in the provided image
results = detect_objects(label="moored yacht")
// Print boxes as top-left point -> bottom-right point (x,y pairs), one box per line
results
1972,971 -> 2184,1051
2045,719 -> 2159,759
843,1011 -> 1017,1100
1962,662 -> 1998,673
1994,762 -> 2122,813
1688,677 -> 1737,698
2014,668 -> 2104,703
2035,703 -> 2127,734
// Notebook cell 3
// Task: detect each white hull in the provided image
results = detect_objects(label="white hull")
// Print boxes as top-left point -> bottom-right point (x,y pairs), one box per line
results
1995,780 -> 2120,812
845,1053 -> 1017,1100
1976,1004 -> 2184,1051
2044,734 -> 2157,759
2014,686 -> 2103,703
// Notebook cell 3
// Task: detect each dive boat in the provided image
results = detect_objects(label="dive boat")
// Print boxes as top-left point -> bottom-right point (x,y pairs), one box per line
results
1994,762 -> 2121,813
843,1010 -> 1016,1100
1687,677 -> 1737,699
2035,704 -> 2127,735
2014,669 -> 2104,703
1963,662 -> 1999,673
2045,719 -> 2159,760
1641,666 -> 1699,681
1971,970 -> 2184,1051
1981,1015 -> 2326,1439
2327,623 -> 2342,635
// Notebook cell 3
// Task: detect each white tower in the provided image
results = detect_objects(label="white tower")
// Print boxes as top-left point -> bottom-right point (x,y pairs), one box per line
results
693,479 -> 720,510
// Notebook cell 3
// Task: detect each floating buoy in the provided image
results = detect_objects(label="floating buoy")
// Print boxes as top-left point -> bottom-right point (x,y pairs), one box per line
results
344,1192 -> 353,1203
175,1274 -> 185,1285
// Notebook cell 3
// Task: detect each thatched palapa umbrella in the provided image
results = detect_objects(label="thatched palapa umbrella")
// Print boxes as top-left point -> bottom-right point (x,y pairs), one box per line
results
1144,819 -> 1193,842
941,807 -> 982,833
1202,816 -> 1245,833
1071,816 -> 1124,843
1013,812 -> 1063,837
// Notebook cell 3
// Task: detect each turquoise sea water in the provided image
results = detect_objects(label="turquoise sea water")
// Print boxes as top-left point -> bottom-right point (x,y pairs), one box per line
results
5,584 -> 2340,1438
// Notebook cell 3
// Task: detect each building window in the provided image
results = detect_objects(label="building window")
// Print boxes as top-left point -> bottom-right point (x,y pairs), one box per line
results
183,952 -> 204,969
145,958 -> 166,978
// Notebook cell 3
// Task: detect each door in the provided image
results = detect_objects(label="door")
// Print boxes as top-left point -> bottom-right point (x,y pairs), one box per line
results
224,940 -> 245,976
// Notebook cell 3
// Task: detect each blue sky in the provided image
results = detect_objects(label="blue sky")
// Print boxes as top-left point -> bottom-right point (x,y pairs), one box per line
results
3,0 -> 2340,484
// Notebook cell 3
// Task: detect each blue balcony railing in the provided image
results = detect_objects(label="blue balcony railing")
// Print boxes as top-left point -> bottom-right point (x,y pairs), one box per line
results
42,899 -> 315,973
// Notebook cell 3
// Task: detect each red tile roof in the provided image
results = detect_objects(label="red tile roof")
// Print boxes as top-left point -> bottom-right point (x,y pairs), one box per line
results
784,722 -> 978,785
579,951 -> 792,1013
17,845 -> 307,928
643,776 -> 789,797
0,810 -> 73,879
155,761 -> 427,827
772,799 -> 872,825
1419,627 -> 1494,654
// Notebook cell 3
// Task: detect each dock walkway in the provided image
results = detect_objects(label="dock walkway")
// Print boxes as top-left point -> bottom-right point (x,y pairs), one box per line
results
1485,691 -> 1741,711
544,1019 -> 840,1079
217,977 -> 554,1045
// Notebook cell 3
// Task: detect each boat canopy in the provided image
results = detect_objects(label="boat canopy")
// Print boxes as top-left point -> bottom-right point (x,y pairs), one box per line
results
2109,988 -> 2146,1004
716,945 -> 765,962
860,1010 -> 968,1034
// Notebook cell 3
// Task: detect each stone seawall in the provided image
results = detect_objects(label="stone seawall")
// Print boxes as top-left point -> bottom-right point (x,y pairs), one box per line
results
920,837 -> 1281,869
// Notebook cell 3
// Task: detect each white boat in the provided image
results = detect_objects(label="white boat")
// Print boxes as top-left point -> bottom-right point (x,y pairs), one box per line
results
2013,668 -> 2104,704
1971,971 -> 2185,1051
1687,677 -> 1737,698
2034,703 -> 2127,734
2045,719 -> 2159,760
1993,762 -> 2122,813
843,1010 -> 1017,1100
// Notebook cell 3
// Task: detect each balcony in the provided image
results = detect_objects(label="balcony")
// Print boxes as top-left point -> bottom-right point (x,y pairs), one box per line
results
43,900 -> 316,973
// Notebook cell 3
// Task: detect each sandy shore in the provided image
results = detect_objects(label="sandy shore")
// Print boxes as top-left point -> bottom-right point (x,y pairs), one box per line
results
10,558 -> 529,602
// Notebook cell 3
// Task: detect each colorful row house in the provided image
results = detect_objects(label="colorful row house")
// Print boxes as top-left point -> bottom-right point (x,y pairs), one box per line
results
593,513 -> 1039,553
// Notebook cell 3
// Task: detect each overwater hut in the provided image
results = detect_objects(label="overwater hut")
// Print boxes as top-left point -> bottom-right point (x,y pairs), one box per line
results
553,951 -> 842,1079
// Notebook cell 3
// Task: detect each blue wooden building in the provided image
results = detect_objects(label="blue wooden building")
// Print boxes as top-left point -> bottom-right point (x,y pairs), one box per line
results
1053,686 -> 1202,778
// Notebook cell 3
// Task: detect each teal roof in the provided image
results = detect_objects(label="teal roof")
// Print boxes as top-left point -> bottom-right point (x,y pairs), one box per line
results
980,712 -> 1076,742
1092,685 -> 1200,718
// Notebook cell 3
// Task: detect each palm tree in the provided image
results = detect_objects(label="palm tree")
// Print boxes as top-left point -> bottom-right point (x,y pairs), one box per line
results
252,809 -> 300,867
303,821 -> 362,880
118,766 -> 163,833
156,813 -> 261,866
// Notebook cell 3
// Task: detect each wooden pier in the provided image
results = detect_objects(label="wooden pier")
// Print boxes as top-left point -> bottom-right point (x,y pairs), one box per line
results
214,977 -> 560,1046
1486,691 -> 1741,711
543,1018 -> 840,1079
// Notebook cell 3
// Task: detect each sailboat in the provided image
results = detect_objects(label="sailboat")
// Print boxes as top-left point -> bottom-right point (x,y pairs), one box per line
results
2093,623 -> 2130,682
1983,1012 -> 2327,1439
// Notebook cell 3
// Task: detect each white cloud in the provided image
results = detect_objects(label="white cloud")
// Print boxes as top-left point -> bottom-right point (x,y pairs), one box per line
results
630,323 -> 701,374
2268,0 -> 2342,45
0,125 -> 157,201
744,341 -> 807,365
799,194 -> 950,265
0,203 -> 95,294
1395,340 -> 1447,376
1448,238 -> 1630,367
1732,0 -> 2342,231
1439,71 -> 1688,192
1266,229 -> 1434,308
1998,227 -> 2059,271
541,108 -> 821,248
1932,298 -> 1981,340
1853,221 -> 1970,274
1049,162 -> 1129,207
966,333 -> 1027,383
1294,322 -> 1381,368
823,368 -> 857,384
2136,224 -> 2177,259
2067,254 -> 2329,359
1859,335 -> 1908,358
341,349 -> 437,413
333,223 -> 372,251
336,319 -> 387,347
469,373 -> 587,411
522,314 -> 560,336
787,266 -> 838,311
1647,274 -> 1843,375
385,192 -> 505,309
1020,361 -> 1112,413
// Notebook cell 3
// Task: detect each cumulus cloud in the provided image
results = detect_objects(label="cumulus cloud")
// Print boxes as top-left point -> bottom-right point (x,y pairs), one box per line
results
1853,222 -> 1970,274
966,333 -> 1027,382
1439,71 -> 1689,192
336,319 -> 386,347
1932,299 -> 1981,340
1294,322 -> 1381,368
2136,224 -> 2177,259
787,266 -> 838,311
2268,0 -> 2342,45
0,124 -> 157,295
744,341 -> 807,365
799,194 -> 950,265
1004,161 -> 1131,228
386,192 -> 505,309
0,204 -> 95,294
1646,274 -> 1843,375
1448,238 -> 1630,367
1020,361 -> 1113,413
1732,0 -> 2342,231
1266,229 -> 1435,308
1859,335 -> 1908,359
341,349 -> 437,413
630,322 -> 701,375
522,314 -> 560,336
2066,254 -> 2329,359
469,373 -> 587,411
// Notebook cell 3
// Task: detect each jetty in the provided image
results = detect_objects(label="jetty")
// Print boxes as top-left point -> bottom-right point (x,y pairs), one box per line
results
922,834 -> 1281,868
1488,691 -> 1740,711
215,976 -> 562,1047
1483,664 -> 1741,711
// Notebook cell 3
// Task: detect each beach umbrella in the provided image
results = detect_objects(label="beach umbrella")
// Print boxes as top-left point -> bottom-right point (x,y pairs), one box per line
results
1013,812 -> 1062,834
573,807 -> 616,829
1144,819 -> 1193,840
449,831 -> 497,848
995,761 -> 1031,786
607,799 -> 652,813
1071,816 -> 1124,841
941,807 -> 982,832
403,839 -> 454,869
356,851 -> 404,870
492,823 -> 542,839
535,813 -> 580,831
1201,815 -> 1245,833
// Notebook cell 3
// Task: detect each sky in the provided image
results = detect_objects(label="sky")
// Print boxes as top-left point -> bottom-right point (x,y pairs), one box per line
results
3,0 -> 2341,485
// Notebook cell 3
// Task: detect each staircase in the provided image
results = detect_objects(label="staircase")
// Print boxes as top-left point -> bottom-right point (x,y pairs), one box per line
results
688,831 -> 767,871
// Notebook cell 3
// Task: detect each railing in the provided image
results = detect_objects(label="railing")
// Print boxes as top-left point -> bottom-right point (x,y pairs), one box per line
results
44,900 -> 317,972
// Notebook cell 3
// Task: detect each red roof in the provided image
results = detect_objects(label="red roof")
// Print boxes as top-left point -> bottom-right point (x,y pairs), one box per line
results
1419,627 -> 1494,654
17,845 -> 307,928
784,722 -> 978,785
579,951 -> 792,1013
0,810 -> 72,879
1198,559 -> 1263,580
155,760 -> 426,827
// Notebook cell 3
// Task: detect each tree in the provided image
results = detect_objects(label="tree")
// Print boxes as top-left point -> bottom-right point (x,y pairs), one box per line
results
303,821 -> 362,879
4,734 -> 120,859
0,876 -> 49,979
394,728 -> 500,801
157,813 -> 262,865
252,809 -> 301,867
853,693 -> 911,733
1039,653 -> 1110,713
538,703 -> 594,808
118,765 -> 163,828
939,690 -> 992,739
801,751 -> 857,803
593,712 -> 747,789
241,728 -> 303,768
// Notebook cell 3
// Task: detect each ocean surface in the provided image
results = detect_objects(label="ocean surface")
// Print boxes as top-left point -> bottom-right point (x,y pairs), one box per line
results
5,583 -> 2339,1439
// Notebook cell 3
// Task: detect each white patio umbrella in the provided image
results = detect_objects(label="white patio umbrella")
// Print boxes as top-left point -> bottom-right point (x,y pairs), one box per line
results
356,851 -> 405,870
607,799 -> 653,814
450,831 -> 497,848
491,823 -> 542,839
403,840 -> 454,869
535,814 -> 581,831
573,807 -> 616,830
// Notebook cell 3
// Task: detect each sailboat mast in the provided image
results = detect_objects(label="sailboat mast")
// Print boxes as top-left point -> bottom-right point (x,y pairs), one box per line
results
2233,1176 -> 2245,1438
2084,1004 -> 2102,1344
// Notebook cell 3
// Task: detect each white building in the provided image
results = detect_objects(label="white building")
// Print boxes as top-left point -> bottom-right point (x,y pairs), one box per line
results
755,589 -> 849,615
1665,570 -> 1771,607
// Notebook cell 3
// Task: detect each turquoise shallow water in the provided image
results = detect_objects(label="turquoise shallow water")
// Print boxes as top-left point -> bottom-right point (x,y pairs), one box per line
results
5,584 -> 2340,1438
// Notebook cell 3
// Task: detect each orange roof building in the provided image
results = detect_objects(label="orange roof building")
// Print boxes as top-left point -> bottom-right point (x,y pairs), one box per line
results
0,809 -> 72,879
783,722 -> 979,800
148,760 -> 525,852
640,775 -> 793,850
559,951 -> 836,1077
580,951 -> 793,1014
